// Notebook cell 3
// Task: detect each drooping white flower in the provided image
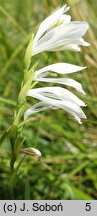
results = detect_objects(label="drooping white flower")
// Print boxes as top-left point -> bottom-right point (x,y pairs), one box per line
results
24,86 -> 86,124
32,4 -> 90,55
33,63 -> 86,94
24,62 -> 87,124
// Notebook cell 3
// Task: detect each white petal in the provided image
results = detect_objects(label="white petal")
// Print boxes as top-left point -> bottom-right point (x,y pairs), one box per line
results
27,90 -> 86,120
59,14 -> 71,23
24,102 -> 52,119
55,21 -> 89,40
74,115 -> 82,124
27,87 -> 86,123
42,37 -> 90,51
35,63 -> 86,77
33,5 -> 69,45
63,21 -> 89,38
57,44 -> 81,51
43,87 -> 85,106
34,77 -> 85,94
27,87 -> 86,107
74,38 -> 90,46
58,88 -> 86,106
60,101 -> 86,119
32,42 -> 81,54
35,21 -> 89,49
40,21 -> 88,44
43,44 -> 81,52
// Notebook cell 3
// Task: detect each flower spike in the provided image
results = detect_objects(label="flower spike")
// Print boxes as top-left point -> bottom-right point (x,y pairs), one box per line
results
24,4 -> 90,124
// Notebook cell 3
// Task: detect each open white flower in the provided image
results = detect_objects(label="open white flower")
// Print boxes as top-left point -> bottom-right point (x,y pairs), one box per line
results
24,62 -> 87,124
32,4 -> 90,55
33,62 -> 86,94
24,86 -> 86,124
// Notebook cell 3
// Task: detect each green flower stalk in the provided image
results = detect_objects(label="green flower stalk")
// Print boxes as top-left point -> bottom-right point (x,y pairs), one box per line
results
12,3 -> 89,173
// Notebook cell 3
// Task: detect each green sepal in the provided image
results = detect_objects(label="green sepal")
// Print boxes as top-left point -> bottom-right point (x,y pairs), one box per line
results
18,61 -> 39,105
14,136 -> 25,160
14,104 -> 26,125
24,33 -> 34,70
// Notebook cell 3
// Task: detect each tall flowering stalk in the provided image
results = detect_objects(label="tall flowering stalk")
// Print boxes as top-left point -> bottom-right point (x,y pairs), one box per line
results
23,4 -> 89,125
1,4 -> 89,195
13,4 -> 89,163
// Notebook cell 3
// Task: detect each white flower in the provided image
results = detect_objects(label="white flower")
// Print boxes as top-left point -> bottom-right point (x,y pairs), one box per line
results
32,4 -> 90,55
33,63 -> 86,94
24,63 -> 87,124
24,86 -> 86,124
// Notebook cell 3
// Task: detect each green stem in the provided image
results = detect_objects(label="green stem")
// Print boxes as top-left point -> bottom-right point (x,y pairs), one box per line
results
9,180 -> 15,200
8,37 -> 38,197
10,138 -> 15,199
10,135 -> 16,170
9,155 -> 26,199
9,133 -> 23,198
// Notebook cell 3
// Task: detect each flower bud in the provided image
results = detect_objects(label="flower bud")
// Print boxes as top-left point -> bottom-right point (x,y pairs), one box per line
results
21,147 -> 41,160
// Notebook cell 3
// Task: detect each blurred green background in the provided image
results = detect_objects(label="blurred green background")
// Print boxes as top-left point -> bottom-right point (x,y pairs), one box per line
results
0,0 -> 97,200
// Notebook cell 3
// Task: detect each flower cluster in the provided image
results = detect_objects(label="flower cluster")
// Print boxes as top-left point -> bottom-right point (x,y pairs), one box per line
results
24,4 -> 89,124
